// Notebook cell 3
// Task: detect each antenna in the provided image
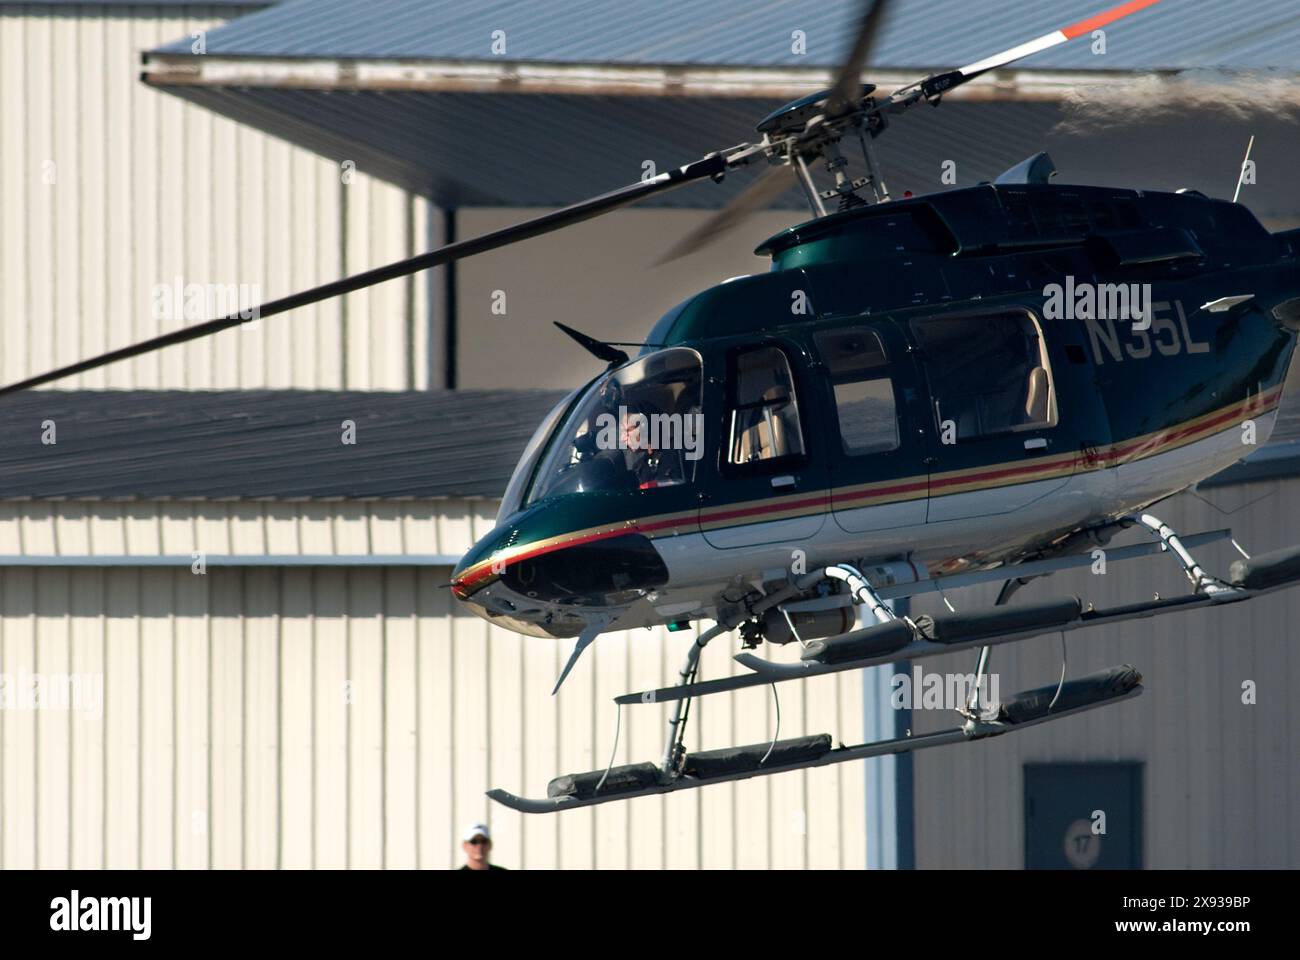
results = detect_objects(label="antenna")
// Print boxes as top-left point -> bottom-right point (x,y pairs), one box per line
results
1232,135 -> 1256,204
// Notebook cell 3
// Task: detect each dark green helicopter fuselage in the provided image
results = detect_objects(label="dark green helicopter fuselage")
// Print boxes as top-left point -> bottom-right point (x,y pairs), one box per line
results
454,182 -> 1300,640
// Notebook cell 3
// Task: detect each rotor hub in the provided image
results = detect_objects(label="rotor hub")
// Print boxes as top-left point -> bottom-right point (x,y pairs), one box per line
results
755,84 -> 877,137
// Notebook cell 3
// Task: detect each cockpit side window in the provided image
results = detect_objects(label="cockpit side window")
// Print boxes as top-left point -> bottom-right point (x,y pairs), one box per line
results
726,346 -> 806,467
814,327 -> 900,456
524,348 -> 704,503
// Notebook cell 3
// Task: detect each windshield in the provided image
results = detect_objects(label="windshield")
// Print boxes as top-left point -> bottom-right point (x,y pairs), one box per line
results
525,348 -> 704,504
497,387 -> 584,522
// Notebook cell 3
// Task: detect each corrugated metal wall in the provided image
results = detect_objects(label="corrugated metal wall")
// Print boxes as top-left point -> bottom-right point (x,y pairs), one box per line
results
0,499 -> 867,869
0,4 -> 431,390
910,480 -> 1300,868
0,498 -> 495,559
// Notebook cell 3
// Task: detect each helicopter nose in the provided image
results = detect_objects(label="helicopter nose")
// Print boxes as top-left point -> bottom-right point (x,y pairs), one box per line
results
452,522 -> 671,641
452,553 -> 596,641
493,533 -> 669,605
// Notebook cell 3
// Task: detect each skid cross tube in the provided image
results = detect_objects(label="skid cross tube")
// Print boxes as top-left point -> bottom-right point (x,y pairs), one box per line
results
738,531 -> 1230,615
964,578 -> 1009,722
825,562 -> 898,624
1132,513 -> 1239,598
656,569 -> 828,774
659,623 -> 727,772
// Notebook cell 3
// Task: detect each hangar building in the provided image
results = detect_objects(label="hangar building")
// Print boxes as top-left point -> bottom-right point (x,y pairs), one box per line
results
1,0 -> 1298,868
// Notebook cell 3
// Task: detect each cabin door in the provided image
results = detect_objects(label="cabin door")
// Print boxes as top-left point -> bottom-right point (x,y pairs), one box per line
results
812,321 -> 930,534
908,307 -> 1073,522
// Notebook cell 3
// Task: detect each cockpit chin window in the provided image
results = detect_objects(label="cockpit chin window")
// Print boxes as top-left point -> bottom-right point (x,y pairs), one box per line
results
526,348 -> 704,504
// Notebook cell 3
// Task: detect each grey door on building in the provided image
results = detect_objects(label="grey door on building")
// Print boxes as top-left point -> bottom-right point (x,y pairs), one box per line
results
1024,763 -> 1143,869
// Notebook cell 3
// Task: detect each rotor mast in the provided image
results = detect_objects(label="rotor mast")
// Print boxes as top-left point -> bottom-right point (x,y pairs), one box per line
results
750,85 -> 896,218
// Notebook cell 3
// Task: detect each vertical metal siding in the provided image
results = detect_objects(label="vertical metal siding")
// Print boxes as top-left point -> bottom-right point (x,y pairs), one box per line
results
0,564 -> 866,869
0,4 -> 432,390
0,498 -> 866,868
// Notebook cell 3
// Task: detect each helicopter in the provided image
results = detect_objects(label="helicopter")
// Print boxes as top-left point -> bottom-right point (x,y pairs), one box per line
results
5,0 -> 1300,815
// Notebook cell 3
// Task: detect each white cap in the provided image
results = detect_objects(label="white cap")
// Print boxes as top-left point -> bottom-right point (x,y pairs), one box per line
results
462,822 -> 491,842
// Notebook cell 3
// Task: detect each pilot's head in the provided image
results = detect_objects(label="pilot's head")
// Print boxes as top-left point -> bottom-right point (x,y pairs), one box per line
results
620,406 -> 649,452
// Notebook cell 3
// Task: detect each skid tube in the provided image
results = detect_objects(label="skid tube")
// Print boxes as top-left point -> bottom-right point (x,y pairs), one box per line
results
488,666 -> 1143,813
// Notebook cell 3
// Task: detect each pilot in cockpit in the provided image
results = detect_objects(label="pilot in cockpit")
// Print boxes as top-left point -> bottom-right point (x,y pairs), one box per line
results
570,377 -> 677,490
528,348 -> 701,501
617,403 -> 668,488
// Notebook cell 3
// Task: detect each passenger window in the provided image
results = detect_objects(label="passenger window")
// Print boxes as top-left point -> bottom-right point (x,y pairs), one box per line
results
728,346 -> 806,465
910,311 -> 1056,440
814,327 -> 899,456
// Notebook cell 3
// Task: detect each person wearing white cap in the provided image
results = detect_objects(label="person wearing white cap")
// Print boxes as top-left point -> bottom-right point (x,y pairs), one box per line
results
459,822 -> 508,870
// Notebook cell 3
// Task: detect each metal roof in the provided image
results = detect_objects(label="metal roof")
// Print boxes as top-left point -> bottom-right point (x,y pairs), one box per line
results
141,0 -> 1300,214
0,389 -> 565,500
0,388 -> 1293,500
151,0 -> 1300,72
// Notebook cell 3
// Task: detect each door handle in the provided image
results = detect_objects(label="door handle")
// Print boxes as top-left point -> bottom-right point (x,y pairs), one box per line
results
771,475 -> 797,489
1024,438 -> 1048,451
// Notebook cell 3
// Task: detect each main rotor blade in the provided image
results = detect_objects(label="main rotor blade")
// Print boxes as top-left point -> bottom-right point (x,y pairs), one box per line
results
824,0 -> 892,117
0,153 -> 728,397
901,0 -> 1161,101
656,165 -> 795,265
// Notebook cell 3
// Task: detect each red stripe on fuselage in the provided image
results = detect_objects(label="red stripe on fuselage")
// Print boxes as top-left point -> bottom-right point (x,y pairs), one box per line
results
700,492 -> 828,525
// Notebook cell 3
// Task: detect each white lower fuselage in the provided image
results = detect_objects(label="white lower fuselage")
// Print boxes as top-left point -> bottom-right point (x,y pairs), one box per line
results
638,406 -> 1278,630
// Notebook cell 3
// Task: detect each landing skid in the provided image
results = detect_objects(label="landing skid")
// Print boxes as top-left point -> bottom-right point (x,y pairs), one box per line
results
488,515 -> 1300,814
489,667 -> 1142,813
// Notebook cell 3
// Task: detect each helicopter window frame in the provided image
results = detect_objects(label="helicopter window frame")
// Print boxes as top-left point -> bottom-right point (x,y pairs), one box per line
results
521,347 -> 706,505
723,342 -> 809,472
497,384 -> 588,521
812,325 -> 902,457
908,307 -> 1058,442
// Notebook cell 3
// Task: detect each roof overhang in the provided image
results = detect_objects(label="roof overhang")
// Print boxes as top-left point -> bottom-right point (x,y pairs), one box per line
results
142,54 -> 1137,101
141,52 -> 1163,208
139,0 -> 1300,218
138,58 -> 1300,221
